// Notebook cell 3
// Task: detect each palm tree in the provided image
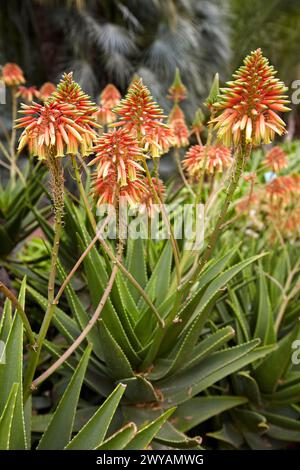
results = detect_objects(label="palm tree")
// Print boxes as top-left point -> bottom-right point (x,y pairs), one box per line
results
0,0 -> 230,118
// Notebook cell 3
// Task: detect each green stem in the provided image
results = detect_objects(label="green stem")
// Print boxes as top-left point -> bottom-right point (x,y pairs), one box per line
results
174,148 -> 195,197
23,155 -> 64,402
142,157 -> 181,285
71,155 -> 97,232
31,241 -> 124,390
10,86 -> 18,186
180,141 -> 252,291
143,140 -> 252,367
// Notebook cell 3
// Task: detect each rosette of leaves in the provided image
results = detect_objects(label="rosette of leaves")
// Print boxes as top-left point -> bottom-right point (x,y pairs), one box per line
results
17,189 -> 276,450
0,162 -> 47,259
199,243 -> 300,449
0,278 -> 177,450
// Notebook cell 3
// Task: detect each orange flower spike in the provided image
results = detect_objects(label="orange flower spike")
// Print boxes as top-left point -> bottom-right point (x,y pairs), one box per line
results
16,101 -> 91,159
168,104 -> 189,148
167,68 -> 187,103
212,49 -> 290,147
264,146 -> 288,172
95,84 -> 121,125
183,144 -> 233,177
89,129 -> 144,187
2,63 -> 25,86
114,78 -> 173,157
16,86 -> 40,103
39,82 -> 56,101
50,72 -> 100,155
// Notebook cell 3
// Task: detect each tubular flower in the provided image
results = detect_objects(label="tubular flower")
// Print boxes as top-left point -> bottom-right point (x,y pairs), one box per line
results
168,105 -> 189,148
264,146 -> 288,172
94,169 -> 147,206
211,49 -> 290,147
39,82 -> 56,101
167,68 -> 187,103
16,86 -> 40,103
89,129 -> 144,187
16,101 -> 95,159
49,73 -> 99,154
183,144 -> 233,177
114,79 -> 173,157
140,177 -> 165,218
2,63 -> 25,86
95,84 -> 121,125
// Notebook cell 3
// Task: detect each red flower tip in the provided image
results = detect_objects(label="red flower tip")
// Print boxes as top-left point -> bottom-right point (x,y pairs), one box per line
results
2,63 -> 25,86
212,49 -> 290,147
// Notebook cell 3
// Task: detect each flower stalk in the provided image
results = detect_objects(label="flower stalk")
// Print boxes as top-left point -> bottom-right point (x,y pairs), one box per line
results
24,151 -> 64,401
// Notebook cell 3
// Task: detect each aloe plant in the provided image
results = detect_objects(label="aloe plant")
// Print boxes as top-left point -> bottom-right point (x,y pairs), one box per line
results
0,278 -> 179,450
10,191 -> 277,449
0,162 -> 46,259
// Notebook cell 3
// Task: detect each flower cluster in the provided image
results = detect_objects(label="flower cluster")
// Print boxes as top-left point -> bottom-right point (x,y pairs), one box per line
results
237,173 -> 300,239
212,49 -> 290,146
17,86 -> 40,103
183,144 -> 233,177
114,79 -> 174,157
95,84 -> 121,125
264,146 -> 287,172
168,105 -> 189,148
2,63 -> 25,86
90,128 -> 147,206
16,73 -> 99,159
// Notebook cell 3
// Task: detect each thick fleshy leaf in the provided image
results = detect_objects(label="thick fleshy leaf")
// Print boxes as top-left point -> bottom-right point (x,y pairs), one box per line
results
253,268 -> 275,345
0,383 -> 19,450
173,396 -> 248,432
124,408 -> 176,450
98,320 -> 134,380
37,345 -> 92,450
0,278 -> 27,449
157,341 -> 275,405
96,423 -> 137,450
65,383 -> 126,449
